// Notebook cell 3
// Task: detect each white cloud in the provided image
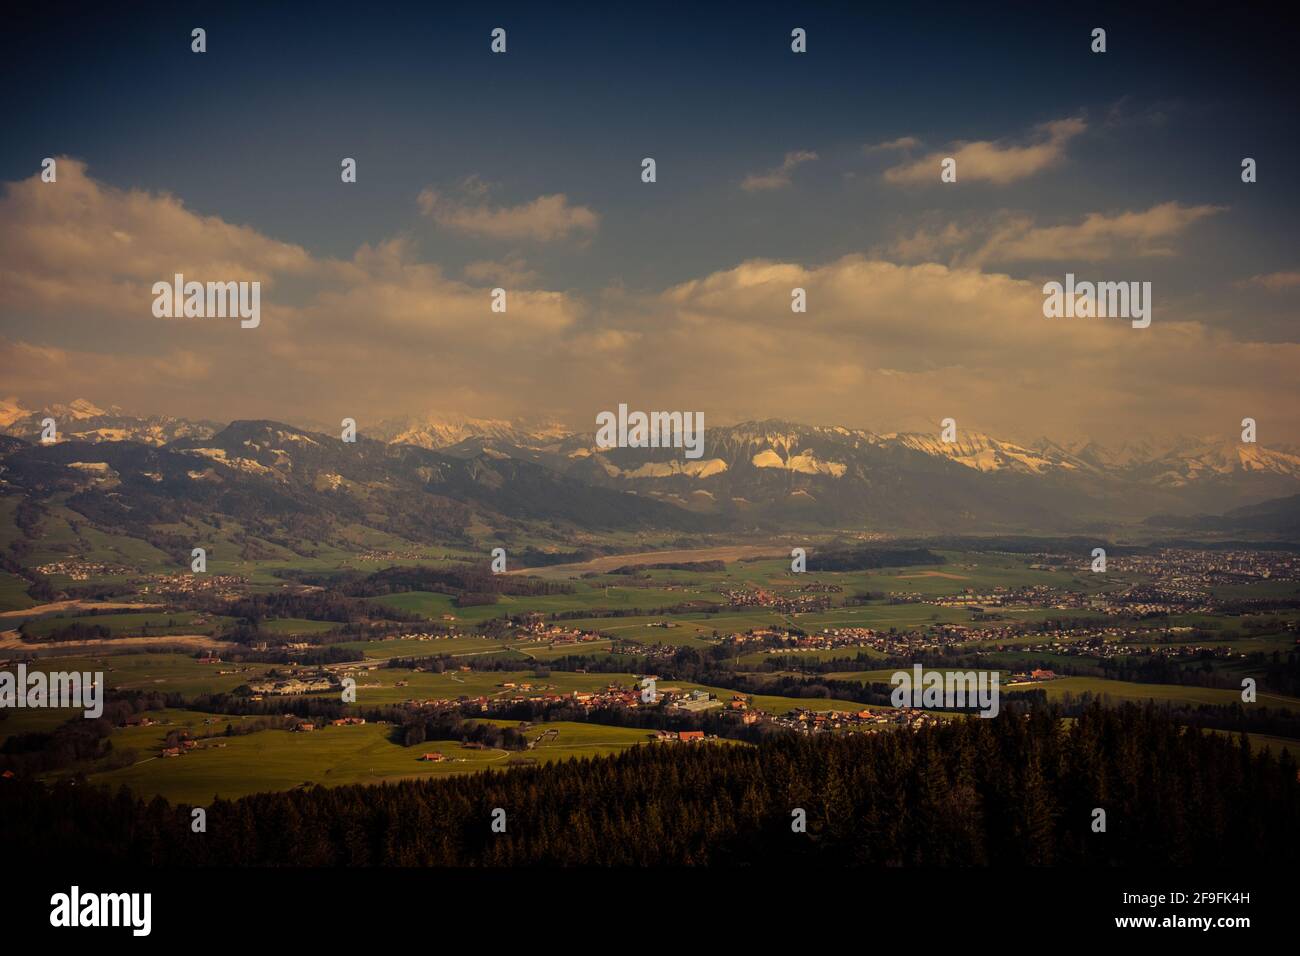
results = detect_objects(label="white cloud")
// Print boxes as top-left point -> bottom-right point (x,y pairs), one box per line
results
418,178 -> 598,241
966,202 -> 1223,264
884,203 -> 1224,266
883,117 -> 1085,186
1,160 -> 1293,444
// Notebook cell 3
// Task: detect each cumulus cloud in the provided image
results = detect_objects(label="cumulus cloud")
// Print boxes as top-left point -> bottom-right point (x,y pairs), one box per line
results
0,160 -> 582,422
0,157 -> 315,322
1,161 -> 1294,443
418,177 -> 598,241
741,150 -> 819,191
885,202 -> 1223,266
883,117 -> 1086,186
881,222 -> 975,262
631,256 -> 1299,441
969,202 -> 1223,263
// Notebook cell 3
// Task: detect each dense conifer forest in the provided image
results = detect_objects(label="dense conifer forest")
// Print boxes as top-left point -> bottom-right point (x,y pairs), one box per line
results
3,703 -> 1296,867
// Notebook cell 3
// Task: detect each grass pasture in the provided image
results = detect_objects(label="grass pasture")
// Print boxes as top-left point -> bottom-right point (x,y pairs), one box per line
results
80,717 -> 660,804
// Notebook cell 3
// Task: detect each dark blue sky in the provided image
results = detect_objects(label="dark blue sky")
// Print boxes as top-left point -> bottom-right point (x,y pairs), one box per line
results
4,1 -> 1296,293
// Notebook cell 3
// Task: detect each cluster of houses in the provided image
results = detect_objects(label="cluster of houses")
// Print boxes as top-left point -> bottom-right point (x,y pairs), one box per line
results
138,572 -> 245,597
158,730 -> 230,757
247,672 -> 335,697
1009,668 -> 1059,683
766,706 -> 943,735
1001,635 -> 1249,664
720,586 -> 833,613
933,584 -> 1095,611
1116,548 -> 1299,588
372,629 -> 461,644
393,681 -> 735,718
35,560 -> 133,581
726,626 -> 889,655
516,618 -> 607,646
670,689 -> 724,713
292,716 -> 366,733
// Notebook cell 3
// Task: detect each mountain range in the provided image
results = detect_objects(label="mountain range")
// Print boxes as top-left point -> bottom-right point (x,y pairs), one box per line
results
2,400 -> 1298,543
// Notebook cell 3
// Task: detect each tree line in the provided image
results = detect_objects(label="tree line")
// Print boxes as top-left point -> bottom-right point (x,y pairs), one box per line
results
2,703 -> 1296,866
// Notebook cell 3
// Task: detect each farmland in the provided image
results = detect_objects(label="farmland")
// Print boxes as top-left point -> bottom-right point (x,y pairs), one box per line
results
74,713 -> 674,804
3,542 -> 1298,809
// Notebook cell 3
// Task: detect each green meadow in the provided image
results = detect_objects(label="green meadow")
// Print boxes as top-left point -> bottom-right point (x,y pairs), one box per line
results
0,705 -> 83,743
1004,675 -> 1300,709
338,634 -> 528,660
20,610 -> 231,639
23,653 -> 272,697
256,618 -> 339,636
0,572 -> 36,612
8,543 -> 1299,809
78,716 -> 660,804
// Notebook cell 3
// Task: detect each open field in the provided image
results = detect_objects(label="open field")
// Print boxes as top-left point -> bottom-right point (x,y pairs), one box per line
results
18,610 -> 232,639
0,632 -> 237,657
0,572 -> 36,612
365,582 -> 730,623
0,705 -> 84,743
76,716 -> 664,804
13,653 -> 273,697
257,618 -> 339,636
7,543 -> 1300,809
1004,676 -> 1300,709
826,668 -> 1006,684
338,634 -> 528,660
0,600 -> 165,623
512,545 -> 788,579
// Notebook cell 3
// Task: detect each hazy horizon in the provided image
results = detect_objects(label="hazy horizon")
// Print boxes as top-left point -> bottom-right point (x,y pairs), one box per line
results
3,3 -> 1297,445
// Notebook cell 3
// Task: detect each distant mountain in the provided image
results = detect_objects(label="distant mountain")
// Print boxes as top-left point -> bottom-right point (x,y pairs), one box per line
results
418,418 -> 1297,532
885,431 -> 1095,476
486,420 -> 1092,532
0,396 -> 31,428
4,402 -> 1299,540
0,419 -> 703,557
0,397 -> 219,446
370,414 -> 570,451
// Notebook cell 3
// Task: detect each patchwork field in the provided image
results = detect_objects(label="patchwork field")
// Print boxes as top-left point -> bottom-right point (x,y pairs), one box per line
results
4,542 -> 1298,813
